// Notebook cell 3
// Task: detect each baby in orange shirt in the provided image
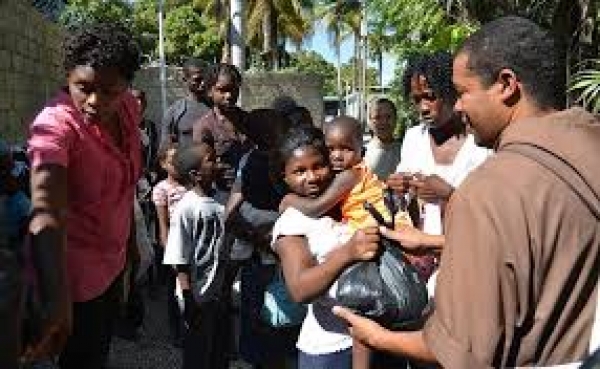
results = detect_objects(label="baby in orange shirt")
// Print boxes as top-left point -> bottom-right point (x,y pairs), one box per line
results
279,116 -> 411,230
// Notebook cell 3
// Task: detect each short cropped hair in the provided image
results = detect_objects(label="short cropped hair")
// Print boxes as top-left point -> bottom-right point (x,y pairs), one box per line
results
458,16 -> 566,109
326,115 -> 362,144
174,143 -> 214,186
370,98 -> 397,119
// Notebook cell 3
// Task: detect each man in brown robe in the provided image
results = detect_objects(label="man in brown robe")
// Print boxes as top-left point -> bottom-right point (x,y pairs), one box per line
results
333,16 -> 600,368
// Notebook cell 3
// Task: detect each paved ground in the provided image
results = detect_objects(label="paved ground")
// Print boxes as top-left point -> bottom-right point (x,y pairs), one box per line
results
108,284 -> 250,369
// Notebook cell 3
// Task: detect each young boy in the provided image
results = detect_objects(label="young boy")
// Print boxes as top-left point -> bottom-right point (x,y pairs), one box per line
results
163,143 -> 230,369
364,98 -> 402,180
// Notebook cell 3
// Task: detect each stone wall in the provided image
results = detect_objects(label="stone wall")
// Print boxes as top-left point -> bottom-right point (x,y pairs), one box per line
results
134,68 -> 325,130
0,0 -> 64,143
132,66 -> 186,132
241,72 -> 324,127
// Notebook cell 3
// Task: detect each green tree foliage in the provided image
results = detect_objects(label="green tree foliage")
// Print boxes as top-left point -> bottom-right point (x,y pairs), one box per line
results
285,51 -> 377,96
440,0 -> 599,109
570,59 -> 600,113
163,5 -> 221,63
59,0 -> 132,30
246,0 -> 314,69
131,0 -> 159,61
288,50 -> 337,94
59,0 -> 222,65
368,0 -> 475,56
340,57 -> 378,92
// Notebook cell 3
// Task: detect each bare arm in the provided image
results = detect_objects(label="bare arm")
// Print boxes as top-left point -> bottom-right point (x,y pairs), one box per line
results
24,164 -> 71,359
224,180 -> 243,223
155,204 -> 169,248
380,225 -> 445,252
279,169 -> 359,216
333,306 -> 437,363
274,227 -> 379,303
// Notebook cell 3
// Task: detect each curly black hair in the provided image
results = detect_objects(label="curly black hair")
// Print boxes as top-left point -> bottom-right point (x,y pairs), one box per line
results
63,22 -> 141,82
204,63 -> 243,89
458,16 -> 566,109
401,51 -> 456,104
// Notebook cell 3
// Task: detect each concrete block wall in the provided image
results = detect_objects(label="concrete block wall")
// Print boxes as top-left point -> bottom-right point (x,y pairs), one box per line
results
0,0 -> 64,144
133,66 -> 186,132
134,68 -> 325,131
241,72 -> 324,127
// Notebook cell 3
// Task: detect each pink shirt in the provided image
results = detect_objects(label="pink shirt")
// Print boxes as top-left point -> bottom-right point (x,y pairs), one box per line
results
151,179 -> 186,220
28,90 -> 141,302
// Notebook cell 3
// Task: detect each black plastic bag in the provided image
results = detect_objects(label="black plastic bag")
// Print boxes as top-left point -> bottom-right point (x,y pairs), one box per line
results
335,194 -> 429,329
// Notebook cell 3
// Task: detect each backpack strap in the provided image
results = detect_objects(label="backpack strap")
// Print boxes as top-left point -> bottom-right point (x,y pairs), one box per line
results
504,143 -> 600,354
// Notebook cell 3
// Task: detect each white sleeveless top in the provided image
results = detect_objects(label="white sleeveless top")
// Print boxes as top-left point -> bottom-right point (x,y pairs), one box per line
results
271,207 -> 354,354
396,124 -> 492,235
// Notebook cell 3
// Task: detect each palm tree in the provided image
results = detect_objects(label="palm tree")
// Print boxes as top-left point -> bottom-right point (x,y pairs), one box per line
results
246,0 -> 314,69
190,0 -> 231,62
317,0 -> 361,99
438,0 -> 599,88
315,0 -> 345,107
368,25 -> 388,90
570,59 -> 600,113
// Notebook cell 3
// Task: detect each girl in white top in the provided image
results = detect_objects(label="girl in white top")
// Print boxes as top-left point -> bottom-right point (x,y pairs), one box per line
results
396,124 -> 490,234
270,126 -> 380,369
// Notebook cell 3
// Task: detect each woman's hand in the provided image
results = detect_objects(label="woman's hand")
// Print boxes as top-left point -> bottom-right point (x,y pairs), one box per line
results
386,172 -> 413,195
345,226 -> 380,261
332,306 -> 386,348
409,174 -> 454,203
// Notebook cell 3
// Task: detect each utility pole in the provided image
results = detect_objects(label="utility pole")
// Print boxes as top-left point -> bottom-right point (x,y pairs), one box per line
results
158,0 -> 167,118
336,0 -> 343,115
360,0 -> 368,126
230,0 -> 245,70
230,0 -> 244,104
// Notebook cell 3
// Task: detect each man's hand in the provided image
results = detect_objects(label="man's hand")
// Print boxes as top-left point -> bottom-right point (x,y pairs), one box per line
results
380,225 -> 426,251
345,226 -> 380,261
332,306 -> 386,348
380,225 -> 444,252
409,174 -> 453,203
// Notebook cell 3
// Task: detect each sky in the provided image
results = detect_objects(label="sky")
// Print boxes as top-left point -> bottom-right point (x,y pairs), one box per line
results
297,20 -> 398,87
